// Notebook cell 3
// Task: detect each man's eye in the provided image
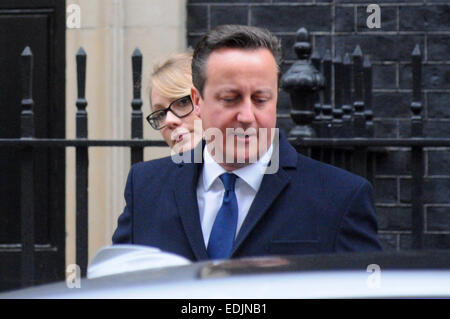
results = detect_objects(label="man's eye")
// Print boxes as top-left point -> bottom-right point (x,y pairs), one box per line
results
254,97 -> 268,104
221,97 -> 237,103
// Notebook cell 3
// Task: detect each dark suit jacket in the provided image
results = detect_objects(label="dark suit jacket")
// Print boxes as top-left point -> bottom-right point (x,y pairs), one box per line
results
112,133 -> 382,260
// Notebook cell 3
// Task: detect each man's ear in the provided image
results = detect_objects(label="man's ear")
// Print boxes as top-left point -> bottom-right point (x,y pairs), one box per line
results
191,87 -> 202,118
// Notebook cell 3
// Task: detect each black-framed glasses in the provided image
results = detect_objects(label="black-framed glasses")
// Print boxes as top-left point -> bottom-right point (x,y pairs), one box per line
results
146,95 -> 194,130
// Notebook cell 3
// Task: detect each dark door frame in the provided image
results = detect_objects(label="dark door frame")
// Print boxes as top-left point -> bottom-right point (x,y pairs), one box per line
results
0,0 -> 66,291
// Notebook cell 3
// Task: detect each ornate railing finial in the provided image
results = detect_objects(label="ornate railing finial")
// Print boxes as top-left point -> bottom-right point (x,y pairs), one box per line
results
281,28 -> 324,140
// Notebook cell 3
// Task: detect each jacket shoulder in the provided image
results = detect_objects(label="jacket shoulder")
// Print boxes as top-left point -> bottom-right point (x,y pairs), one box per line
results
133,155 -> 177,169
130,155 -> 178,180
296,152 -> 369,188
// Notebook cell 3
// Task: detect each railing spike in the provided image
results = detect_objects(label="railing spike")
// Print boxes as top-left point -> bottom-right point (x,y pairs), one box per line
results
410,43 -> 424,250
343,52 -> 351,64
352,44 -> 363,57
412,44 -> 421,56
352,45 -> 366,137
132,47 -> 142,57
363,54 -> 373,137
20,45 -> 35,287
131,47 -> 143,105
21,46 -> 34,106
76,46 -> 86,56
76,47 -> 87,110
75,46 -> 89,277
411,44 -> 422,126
341,53 -> 353,137
131,47 -> 143,164
333,52 -> 342,64
332,53 -> 344,137
321,49 -> 332,137
293,27 -> 312,60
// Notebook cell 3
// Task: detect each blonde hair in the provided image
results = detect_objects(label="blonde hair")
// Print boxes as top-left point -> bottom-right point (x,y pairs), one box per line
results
150,52 -> 193,105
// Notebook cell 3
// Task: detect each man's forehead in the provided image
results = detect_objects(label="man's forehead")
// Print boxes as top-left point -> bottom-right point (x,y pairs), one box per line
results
198,47 -> 279,98
204,47 -> 278,84
214,86 -> 274,94
207,47 -> 276,64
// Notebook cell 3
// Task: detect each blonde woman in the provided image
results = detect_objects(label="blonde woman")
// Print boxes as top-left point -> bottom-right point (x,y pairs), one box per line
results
146,52 -> 202,153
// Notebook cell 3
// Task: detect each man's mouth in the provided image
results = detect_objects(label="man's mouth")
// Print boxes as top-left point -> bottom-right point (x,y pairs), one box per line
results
232,132 -> 257,141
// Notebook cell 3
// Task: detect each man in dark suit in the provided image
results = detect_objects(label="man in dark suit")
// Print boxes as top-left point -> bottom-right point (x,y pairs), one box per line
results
112,25 -> 382,260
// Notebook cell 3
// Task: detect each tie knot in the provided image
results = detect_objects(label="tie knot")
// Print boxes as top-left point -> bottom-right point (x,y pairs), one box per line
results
220,173 -> 237,192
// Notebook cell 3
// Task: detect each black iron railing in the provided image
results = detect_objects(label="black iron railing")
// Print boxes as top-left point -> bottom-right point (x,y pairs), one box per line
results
1,28 -> 450,288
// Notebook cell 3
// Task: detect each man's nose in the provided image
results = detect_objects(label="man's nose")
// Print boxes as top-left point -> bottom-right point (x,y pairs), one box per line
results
237,98 -> 256,124
164,111 -> 182,128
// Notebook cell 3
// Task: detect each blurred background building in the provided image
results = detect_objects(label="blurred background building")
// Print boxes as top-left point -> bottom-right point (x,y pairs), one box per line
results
64,0 -> 187,280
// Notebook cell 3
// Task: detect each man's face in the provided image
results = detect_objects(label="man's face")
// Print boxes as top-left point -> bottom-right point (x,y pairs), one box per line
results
192,47 -> 278,170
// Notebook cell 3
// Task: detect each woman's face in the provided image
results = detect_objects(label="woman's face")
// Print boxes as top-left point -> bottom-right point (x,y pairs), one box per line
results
151,88 -> 202,153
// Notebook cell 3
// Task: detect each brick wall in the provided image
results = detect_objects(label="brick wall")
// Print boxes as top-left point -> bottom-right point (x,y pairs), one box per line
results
186,0 -> 450,251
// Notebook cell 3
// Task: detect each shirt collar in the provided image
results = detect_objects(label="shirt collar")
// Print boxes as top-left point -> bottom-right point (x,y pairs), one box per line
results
202,143 -> 273,192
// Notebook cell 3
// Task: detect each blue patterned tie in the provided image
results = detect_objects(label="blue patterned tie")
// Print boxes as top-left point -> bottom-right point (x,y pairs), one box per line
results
207,173 -> 238,259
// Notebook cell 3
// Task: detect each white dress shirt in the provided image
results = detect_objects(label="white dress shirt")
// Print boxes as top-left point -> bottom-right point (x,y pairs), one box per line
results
196,144 -> 273,248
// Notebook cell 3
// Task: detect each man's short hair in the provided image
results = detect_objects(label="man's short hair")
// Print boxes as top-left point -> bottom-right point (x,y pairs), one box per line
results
192,24 -> 282,95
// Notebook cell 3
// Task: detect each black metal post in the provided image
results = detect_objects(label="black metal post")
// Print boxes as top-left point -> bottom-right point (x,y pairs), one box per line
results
311,50 -> 322,160
320,50 -> 332,164
321,50 -> 332,138
332,53 -> 344,135
363,55 -> 375,185
363,55 -> 374,138
342,53 -> 353,138
311,49 -> 322,134
341,53 -> 353,171
410,44 -> 424,250
75,47 -> 88,277
332,53 -> 344,168
352,45 -> 366,137
351,46 -> 367,177
281,28 -> 324,155
131,48 -> 143,165
20,46 -> 35,287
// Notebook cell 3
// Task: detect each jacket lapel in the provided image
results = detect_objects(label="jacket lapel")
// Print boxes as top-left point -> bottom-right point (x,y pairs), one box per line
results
231,133 -> 298,256
172,134 -> 299,260
231,170 -> 291,255
172,142 -> 209,261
